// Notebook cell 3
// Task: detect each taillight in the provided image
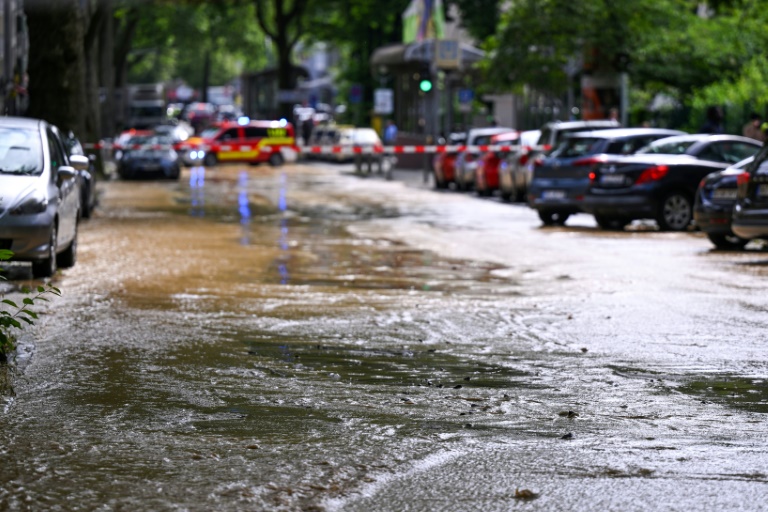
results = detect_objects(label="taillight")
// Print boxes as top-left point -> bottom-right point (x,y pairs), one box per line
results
736,171 -> 751,186
635,165 -> 668,184
589,171 -> 597,181
737,171 -> 751,197
519,154 -> 529,166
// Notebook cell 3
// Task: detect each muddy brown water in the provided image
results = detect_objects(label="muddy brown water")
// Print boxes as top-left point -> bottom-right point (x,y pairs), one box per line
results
2,162 -> 768,511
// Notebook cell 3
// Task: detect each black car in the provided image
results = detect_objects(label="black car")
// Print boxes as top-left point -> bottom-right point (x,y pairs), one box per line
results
117,134 -> 181,180
527,128 -> 685,225
732,145 -> 768,242
693,155 -> 754,249
584,134 -> 761,231
63,133 -> 97,219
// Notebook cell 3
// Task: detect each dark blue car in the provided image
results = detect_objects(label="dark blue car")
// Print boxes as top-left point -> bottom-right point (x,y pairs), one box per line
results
528,128 -> 685,226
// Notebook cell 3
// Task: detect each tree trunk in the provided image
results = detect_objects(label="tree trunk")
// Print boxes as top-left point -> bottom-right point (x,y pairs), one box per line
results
202,50 -> 210,103
25,0 -> 86,137
99,0 -> 116,138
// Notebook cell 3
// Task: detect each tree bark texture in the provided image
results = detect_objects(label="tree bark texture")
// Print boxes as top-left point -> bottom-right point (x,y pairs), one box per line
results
25,0 -> 87,137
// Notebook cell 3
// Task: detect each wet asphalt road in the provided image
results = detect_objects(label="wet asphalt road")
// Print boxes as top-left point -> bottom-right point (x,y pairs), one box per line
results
2,160 -> 768,511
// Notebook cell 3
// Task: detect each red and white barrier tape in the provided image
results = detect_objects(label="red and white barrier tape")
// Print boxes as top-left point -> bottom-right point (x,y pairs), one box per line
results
83,142 -> 543,155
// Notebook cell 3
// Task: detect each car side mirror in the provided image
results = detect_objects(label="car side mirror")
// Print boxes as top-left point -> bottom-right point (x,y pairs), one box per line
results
57,166 -> 78,185
69,154 -> 90,171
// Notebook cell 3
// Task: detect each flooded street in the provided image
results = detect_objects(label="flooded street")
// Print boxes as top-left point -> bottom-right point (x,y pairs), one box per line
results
3,161 -> 768,511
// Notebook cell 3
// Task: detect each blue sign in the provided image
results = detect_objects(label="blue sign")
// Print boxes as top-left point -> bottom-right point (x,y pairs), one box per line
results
350,84 -> 363,104
458,89 -> 473,103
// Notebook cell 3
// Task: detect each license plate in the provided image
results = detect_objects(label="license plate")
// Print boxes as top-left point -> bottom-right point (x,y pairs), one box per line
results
712,188 -> 737,200
600,174 -> 625,185
758,184 -> 768,197
542,190 -> 565,199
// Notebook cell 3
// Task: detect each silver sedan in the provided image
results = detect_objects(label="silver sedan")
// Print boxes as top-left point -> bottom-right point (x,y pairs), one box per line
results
0,117 -> 88,278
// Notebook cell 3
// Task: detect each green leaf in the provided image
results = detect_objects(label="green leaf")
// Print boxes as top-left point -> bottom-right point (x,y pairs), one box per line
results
36,286 -> 45,293
0,249 -> 13,261
20,310 -> 38,319
23,298 -> 34,305
18,317 -> 33,325
2,299 -> 18,308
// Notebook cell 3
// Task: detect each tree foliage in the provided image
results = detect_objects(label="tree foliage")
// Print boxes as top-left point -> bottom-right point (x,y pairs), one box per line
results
482,0 -> 768,109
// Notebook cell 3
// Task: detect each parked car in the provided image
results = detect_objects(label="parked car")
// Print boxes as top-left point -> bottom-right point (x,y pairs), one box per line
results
432,132 -> 466,189
499,120 -> 621,203
63,132 -> 97,219
305,124 -> 354,161
584,134 -> 762,231
732,145 -> 768,242
498,129 -> 540,202
454,126 -> 513,191
0,116 -> 88,278
474,130 -> 520,197
528,128 -> 686,226
117,133 -> 181,180
693,156 -> 754,249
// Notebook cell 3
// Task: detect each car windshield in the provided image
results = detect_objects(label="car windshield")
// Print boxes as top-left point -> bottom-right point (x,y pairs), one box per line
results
550,137 -> 604,158
0,127 -> 43,175
126,135 -> 172,147
638,139 -> 697,155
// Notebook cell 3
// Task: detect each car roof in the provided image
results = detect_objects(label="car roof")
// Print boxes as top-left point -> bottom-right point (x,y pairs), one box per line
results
543,119 -> 620,130
564,128 -> 686,139
649,133 -> 761,145
467,127 -> 514,139
0,116 -> 43,129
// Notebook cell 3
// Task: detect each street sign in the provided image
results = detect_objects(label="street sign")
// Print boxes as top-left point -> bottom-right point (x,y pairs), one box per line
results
435,39 -> 460,70
350,84 -> 363,104
458,88 -> 473,113
374,88 -> 393,114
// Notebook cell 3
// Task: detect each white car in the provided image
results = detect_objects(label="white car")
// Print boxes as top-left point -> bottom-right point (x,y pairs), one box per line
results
454,126 -> 514,191
0,117 -> 88,278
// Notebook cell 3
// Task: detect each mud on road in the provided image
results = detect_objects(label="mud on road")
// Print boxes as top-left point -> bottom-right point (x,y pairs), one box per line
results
2,162 -> 768,511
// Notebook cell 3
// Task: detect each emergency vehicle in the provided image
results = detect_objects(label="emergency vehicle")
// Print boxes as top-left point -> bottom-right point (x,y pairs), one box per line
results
176,118 -> 295,167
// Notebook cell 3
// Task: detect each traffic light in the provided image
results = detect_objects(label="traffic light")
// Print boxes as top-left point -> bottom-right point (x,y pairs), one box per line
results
419,78 -> 433,93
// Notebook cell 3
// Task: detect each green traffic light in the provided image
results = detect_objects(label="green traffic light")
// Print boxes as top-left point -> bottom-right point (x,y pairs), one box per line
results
419,79 -> 433,92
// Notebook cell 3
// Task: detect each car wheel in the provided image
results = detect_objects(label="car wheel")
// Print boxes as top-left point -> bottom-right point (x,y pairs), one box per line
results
538,211 -> 570,226
204,153 -> 218,167
32,225 -> 57,279
57,221 -> 78,269
656,192 -> 692,231
269,153 -> 284,166
594,215 -> 629,231
169,166 -> 181,180
707,233 -> 749,250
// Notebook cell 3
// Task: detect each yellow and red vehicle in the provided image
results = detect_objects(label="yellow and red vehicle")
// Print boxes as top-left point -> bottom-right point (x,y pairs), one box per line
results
176,119 -> 295,167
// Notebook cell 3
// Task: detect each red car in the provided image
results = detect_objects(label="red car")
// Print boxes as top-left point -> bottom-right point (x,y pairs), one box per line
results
475,130 -> 520,196
432,132 -> 466,189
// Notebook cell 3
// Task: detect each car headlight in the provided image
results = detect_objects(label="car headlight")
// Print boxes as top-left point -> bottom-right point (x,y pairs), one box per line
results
11,194 -> 48,215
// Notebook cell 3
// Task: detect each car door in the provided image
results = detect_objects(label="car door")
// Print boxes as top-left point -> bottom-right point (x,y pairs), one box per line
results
215,127 -> 242,162
47,127 -> 78,246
